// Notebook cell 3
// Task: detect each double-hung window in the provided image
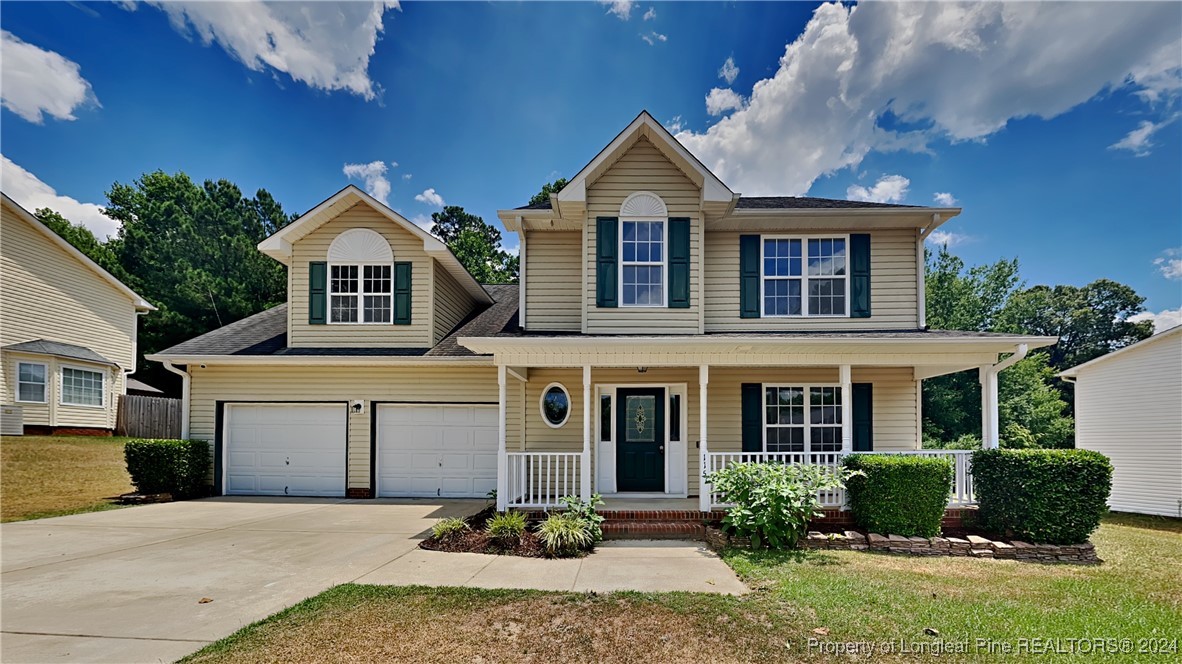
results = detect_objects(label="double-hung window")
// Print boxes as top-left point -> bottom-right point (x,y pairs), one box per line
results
762,236 -> 847,316
61,367 -> 104,407
330,264 -> 392,323
16,362 -> 47,403
621,220 -> 665,306
764,385 -> 842,454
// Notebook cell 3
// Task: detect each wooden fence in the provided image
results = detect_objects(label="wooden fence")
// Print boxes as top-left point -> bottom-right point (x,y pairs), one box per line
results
116,394 -> 182,439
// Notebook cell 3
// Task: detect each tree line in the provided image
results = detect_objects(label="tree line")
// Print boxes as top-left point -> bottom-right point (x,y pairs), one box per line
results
35,172 -> 1154,448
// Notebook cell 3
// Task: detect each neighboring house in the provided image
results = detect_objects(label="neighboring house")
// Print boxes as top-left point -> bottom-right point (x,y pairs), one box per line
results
1059,326 -> 1182,517
148,111 -> 1055,509
1,193 -> 155,435
126,377 -> 166,397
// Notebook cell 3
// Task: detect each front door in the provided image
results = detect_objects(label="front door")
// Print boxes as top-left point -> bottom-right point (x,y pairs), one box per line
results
616,388 -> 665,492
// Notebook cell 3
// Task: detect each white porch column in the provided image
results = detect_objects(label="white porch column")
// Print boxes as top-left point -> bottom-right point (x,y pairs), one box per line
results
979,366 -> 999,449
698,364 -> 710,512
496,365 -> 508,511
840,364 -> 853,454
581,365 -> 592,501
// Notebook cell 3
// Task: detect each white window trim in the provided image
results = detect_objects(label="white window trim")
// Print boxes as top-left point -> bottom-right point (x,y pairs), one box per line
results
328,262 -> 395,325
618,217 -> 669,308
539,382 -> 572,428
759,234 -> 851,318
15,361 -> 48,404
59,364 -> 106,409
762,383 -> 843,455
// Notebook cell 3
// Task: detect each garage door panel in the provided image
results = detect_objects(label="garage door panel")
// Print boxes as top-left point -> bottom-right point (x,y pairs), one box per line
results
225,404 -> 346,497
377,404 -> 498,498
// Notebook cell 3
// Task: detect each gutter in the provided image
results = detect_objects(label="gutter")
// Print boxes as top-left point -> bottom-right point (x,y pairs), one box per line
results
991,343 -> 1029,373
160,361 -> 190,439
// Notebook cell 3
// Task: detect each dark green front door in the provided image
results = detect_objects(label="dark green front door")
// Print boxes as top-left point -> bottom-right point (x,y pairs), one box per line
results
616,388 -> 665,492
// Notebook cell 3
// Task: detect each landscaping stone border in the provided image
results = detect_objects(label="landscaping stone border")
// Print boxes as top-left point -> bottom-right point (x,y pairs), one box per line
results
705,526 -> 1098,564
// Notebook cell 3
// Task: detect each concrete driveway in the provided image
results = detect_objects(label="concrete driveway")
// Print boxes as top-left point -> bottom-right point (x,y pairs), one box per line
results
1,497 -> 744,663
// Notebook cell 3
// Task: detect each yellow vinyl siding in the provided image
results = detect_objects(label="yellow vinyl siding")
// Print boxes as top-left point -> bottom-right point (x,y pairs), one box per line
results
524,231 -> 581,331
288,203 -> 433,348
432,261 -> 475,344
704,228 -> 920,330
584,137 -> 701,334
0,200 -> 136,429
188,364 -> 500,490
1072,333 -> 1182,517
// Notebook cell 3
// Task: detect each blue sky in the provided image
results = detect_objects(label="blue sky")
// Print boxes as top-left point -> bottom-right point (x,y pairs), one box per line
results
2,1 -> 1180,329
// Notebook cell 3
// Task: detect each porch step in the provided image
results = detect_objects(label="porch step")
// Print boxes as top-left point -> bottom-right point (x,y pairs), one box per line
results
520,509 -> 727,523
602,521 -> 706,540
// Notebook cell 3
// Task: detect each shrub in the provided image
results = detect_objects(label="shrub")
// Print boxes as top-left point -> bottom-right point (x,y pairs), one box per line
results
124,439 -> 210,498
843,455 -> 953,538
538,514 -> 594,556
557,493 -> 605,542
431,517 -> 469,540
706,462 -> 859,549
485,511 -> 527,543
972,449 -> 1112,545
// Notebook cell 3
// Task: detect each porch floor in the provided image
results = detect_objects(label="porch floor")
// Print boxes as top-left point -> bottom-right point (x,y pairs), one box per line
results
599,496 -> 701,511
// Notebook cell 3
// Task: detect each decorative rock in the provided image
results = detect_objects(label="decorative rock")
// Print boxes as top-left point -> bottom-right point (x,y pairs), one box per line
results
867,533 -> 889,546
970,549 -> 994,558
966,535 -> 992,547
888,534 -> 911,545
908,536 -> 929,547
807,531 -> 828,541
843,530 -> 866,543
1010,540 -> 1034,549
946,537 -> 971,549
930,537 -> 950,549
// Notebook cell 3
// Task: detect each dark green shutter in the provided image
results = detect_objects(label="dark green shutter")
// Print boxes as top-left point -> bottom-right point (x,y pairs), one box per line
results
852,383 -> 873,451
308,261 -> 327,325
741,383 -> 763,453
668,218 -> 690,308
850,233 -> 871,318
393,261 -> 412,325
739,235 -> 760,318
596,217 -> 618,308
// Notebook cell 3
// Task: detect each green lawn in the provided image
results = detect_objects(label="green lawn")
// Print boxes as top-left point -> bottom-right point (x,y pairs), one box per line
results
0,435 -> 133,522
181,515 -> 1181,663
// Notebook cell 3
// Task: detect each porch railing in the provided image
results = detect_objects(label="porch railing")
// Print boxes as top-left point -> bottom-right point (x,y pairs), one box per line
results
704,450 -> 975,510
504,452 -> 583,508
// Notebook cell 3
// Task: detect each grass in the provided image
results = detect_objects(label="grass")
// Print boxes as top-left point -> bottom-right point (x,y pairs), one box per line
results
181,515 -> 1181,663
1,435 -> 133,522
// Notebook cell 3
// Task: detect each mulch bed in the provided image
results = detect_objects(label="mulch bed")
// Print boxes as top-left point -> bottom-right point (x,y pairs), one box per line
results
418,505 -> 547,558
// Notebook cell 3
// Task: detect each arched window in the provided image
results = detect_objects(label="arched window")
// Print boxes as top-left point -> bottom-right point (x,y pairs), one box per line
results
618,192 -> 668,307
326,229 -> 394,324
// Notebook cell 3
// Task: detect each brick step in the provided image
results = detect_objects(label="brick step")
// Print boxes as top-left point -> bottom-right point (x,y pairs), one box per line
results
520,509 -> 726,523
602,521 -> 706,540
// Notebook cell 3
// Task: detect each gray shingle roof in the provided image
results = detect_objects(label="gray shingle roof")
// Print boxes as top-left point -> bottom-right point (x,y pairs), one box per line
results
154,284 -> 520,359
2,339 -> 116,366
516,196 -> 928,211
488,328 -> 1035,341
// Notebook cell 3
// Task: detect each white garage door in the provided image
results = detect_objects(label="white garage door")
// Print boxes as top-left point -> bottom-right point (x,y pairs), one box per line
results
376,404 -> 498,498
225,404 -> 347,497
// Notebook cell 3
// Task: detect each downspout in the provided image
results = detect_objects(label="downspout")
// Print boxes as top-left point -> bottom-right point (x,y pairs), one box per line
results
980,343 -> 1029,449
161,361 -> 190,439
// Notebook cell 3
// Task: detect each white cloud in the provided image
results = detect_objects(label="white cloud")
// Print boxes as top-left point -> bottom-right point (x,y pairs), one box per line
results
640,31 -> 667,46
415,188 -> 444,207
933,192 -> 958,206
846,174 -> 910,203
666,115 -> 685,133
1,155 -> 118,239
1130,308 -> 1182,333
409,214 -> 433,231
0,30 -> 99,124
1109,118 -> 1175,157
402,173 -> 412,180
342,160 -> 392,205
705,88 -> 745,116
1153,248 -> 1182,280
135,1 -> 400,100
925,230 -> 969,247
600,1 -> 634,21
718,56 -> 739,85
675,2 -> 1182,195
643,7 -> 656,22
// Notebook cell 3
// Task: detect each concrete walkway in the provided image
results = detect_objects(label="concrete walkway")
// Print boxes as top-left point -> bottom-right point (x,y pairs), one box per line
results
1,497 -> 744,664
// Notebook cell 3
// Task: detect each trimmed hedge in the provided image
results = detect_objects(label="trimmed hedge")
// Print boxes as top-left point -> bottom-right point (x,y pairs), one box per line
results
843,454 -> 954,538
124,439 -> 210,498
972,449 -> 1112,545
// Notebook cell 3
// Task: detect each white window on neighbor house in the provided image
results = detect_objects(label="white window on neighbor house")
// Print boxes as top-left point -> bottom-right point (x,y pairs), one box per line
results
761,236 -> 848,317
16,362 -> 47,403
326,228 -> 395,324
61,366 -> 104,407
764,385 -> 842,454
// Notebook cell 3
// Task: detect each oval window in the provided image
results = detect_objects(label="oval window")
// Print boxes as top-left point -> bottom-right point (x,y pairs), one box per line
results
540,383 -> 571,428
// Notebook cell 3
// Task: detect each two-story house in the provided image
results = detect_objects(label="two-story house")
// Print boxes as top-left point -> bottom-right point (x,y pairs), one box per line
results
1,193 -> 155,435
148,112 -> 1055,510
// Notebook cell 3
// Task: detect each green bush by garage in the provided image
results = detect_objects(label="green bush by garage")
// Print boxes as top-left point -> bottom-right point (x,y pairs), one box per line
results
124,439 -> 210,498
843,454 -> 954,538
971,449 -> 1112,545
